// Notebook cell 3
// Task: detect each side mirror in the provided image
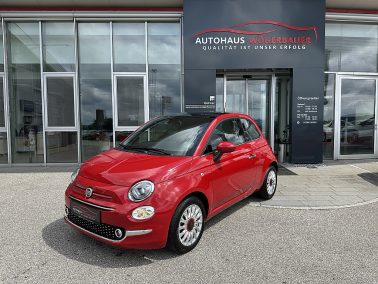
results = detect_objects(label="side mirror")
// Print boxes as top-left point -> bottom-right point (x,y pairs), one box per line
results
216,141 -> 236,153
214,141 -> 236,162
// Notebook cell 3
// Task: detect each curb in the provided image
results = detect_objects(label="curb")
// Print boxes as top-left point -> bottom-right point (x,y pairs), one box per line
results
249,197 -> 378,210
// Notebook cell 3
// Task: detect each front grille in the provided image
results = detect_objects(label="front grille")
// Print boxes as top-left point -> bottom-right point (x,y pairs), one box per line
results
73,183 -> 113,201
67,209 -> 125,241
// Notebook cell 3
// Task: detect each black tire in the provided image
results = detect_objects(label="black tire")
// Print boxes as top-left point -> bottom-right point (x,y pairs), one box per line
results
167,196 -> 205,254
257,166 -> 277,200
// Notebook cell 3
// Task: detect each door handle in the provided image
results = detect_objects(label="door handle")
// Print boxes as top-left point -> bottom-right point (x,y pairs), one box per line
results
248,154 -> 256,159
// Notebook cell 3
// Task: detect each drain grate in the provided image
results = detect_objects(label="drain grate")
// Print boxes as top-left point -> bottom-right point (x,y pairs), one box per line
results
358,172 -> 378,187
278,166 -> 297,176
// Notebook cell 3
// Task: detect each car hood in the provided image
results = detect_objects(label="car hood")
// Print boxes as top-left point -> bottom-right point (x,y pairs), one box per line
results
79,149 -> 193,186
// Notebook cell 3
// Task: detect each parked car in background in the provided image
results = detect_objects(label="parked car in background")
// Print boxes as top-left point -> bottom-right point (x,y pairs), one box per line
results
65,113 -> 278,254
323,120 -> 359,143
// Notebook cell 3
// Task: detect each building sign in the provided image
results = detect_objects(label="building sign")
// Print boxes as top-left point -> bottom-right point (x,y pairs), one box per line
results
296,96 -> 320,125
193,20 -> 318,52
185,96 -> 215,110
184,0 -> 325,163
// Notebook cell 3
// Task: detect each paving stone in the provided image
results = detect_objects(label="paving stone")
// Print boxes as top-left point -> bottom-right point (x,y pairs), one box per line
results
331,196 -> 364,203
278,191 -> 310,196
334,191 -> 366,196
284,186 -> 310,190
356,195 -> 378,202
331,187 -> 362,192
307,191 -> 337,196
330,183 -> 359,188
303,195 -> 335,201
302,200 -> 334,207
272,195 -> 308,201
304,187 -> 334,191
330,200 -> 361,206
261,200 -> 306,207
358,191 -> 378,196
271,161 -> 378,208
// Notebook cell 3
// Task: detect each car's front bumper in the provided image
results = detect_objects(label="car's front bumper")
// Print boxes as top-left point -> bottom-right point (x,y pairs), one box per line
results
64,214 -> 152,242
64,176 -> 174,250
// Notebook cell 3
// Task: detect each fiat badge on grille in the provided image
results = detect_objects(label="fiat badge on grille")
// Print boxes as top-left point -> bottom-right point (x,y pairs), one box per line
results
85,187 -> 93,198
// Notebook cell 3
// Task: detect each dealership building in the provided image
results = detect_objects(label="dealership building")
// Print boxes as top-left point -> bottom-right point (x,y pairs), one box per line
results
0,0 -> 377,165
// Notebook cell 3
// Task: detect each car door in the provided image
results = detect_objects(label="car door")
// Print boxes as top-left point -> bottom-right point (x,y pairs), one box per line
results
239,118 -> 266,192
201,118 -> 255,209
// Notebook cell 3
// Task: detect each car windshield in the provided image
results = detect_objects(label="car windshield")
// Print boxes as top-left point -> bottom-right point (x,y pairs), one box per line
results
120,116 -> 214,156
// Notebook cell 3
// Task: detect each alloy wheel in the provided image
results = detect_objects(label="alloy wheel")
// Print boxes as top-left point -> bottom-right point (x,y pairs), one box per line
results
178,204 -> 203,247
266,170 -> 277,195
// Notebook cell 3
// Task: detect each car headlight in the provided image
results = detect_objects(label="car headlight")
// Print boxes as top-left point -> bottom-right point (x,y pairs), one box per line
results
128,180 -> 155,202
71,168 -> 80,183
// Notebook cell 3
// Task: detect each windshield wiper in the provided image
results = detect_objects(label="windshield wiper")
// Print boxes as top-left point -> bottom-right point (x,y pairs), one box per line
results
120,145 -> 171,156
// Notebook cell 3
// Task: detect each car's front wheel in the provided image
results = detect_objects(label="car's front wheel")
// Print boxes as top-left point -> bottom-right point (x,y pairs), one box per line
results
167,196 -> 205,254
257,166 -> 277,200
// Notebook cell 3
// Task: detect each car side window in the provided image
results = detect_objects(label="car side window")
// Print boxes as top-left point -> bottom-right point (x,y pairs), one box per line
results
203,118 -> 246,154
240,118 -> 261,141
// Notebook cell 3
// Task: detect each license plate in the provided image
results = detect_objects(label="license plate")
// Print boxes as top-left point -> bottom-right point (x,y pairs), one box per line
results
70,199 -> 101,223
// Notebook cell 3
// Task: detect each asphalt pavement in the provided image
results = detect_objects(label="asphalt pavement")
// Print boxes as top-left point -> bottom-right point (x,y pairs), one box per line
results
0,168 -> 377,283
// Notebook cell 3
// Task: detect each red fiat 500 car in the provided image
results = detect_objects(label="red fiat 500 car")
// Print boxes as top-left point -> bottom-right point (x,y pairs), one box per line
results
65,113 -> 278,254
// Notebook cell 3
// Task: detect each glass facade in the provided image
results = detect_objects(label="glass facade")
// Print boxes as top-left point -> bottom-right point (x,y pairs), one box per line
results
46,132 -> 77,163
0,25 -> 3,72
0,77 -> 4,127
148,23 -> 181,119
339,78 -> 376,155
78,23 -> 113,161
323,74 -> 335,159
325,21 -> 378,159
0,74 -> 7,164
0,24 -> 6,164
325,23 -> 378,73
7,23 -> 43,163
0,19 -> 181,164
45,77 -> 75,127
113,23 -> 146,72
1,13 -> 378,164
116,76 -> 145,127
42,22 -> 75,72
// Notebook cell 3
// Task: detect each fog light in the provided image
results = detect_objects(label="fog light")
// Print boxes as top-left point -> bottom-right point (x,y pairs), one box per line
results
132,206 -> 155,220
65,207 -> 69,217
114,229 -> 123,239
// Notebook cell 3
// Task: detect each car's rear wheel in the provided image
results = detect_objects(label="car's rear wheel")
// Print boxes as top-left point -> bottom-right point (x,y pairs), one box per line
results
167,196 -> 205,254
257,166 -> 277,200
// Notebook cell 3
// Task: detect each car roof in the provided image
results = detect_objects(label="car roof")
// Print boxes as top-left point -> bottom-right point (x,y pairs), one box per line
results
156,112 -> 254,123
166,112 -> 226,118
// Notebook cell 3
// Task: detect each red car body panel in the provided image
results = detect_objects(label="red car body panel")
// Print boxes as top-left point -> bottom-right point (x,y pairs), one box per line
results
80,150 -> 193,186
65,113 -> 277,249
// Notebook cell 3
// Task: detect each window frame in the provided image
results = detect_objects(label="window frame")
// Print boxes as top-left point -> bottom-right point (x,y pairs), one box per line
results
239,117 -> 261,142
43,73 -> 77,131
0,75 -> 5,131
113,73 -> 148,132
201,117 -> 253,156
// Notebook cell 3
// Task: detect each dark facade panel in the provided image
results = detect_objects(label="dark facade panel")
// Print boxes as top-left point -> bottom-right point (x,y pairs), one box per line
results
291,67 -> 324,163
183,0 -> 325,163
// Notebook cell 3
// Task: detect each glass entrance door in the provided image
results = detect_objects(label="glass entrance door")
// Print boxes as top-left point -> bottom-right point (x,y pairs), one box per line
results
335,76 -> 378,158
217,75 -> 271,142
216,72 -> 292,161
247,79 -> 270,141
225,78 -> 247,114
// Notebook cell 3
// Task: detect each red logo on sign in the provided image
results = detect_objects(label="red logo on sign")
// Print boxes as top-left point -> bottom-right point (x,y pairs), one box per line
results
193,20 -> 318,41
